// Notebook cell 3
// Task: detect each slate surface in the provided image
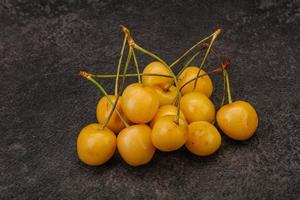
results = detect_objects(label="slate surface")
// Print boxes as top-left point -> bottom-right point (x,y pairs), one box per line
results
1,0 -> 299,199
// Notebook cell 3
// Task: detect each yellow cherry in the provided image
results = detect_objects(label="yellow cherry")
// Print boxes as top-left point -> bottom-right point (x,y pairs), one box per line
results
186,121 -> 221,156
150,105 -> 186,127
142,61 -> 172,88
178,66 -> 213,97
96,95 -> 128,134
121,83 -> 159,123
117,125 -> 155,166
151,85 -> 177,106
180,92 -> 215,123
217,101 -> 258,140
77,123 -> 116,166
152,115 -> 188,152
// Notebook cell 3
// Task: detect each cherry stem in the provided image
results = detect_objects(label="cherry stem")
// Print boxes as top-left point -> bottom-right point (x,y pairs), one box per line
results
177,43 -> 222,79
165,44 -> 210,90
193,29 -> 221,89
210,46 -> 222,64
220,70 -> 227,107
133,42 -> 181,124
170,29 -> 221,68
132,49 -> 141,83
134,44 -> 168,66
102,95 -> 120,129
177,49 -> 202,78
115,35 -> 127,96
224,70 -> 232,104
179,67 -> 223,91
79,71 -> 130,128
90,73 -> 173,78
119,46 -> 133,94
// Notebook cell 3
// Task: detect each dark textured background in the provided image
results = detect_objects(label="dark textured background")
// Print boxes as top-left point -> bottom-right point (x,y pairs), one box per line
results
1,0 -> 300,199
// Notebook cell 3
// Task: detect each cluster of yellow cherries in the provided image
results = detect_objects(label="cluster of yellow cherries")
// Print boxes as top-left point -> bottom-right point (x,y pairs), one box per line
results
77,26 -> 259,167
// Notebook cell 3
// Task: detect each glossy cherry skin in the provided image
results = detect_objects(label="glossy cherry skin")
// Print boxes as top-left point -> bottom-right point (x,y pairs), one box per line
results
152,85 -> 177,106
150,105 -> 186,127
117,125 -> 155,166
77,123 -> 116,166
142,61 -> 172,88
180,92 -> 215,123
96,95 -> 128,134
217,101 -> 258,141
185,121 -> 221,156
178,66 -> 213,97
152,115 -> 188,152
121,83 -> 159,123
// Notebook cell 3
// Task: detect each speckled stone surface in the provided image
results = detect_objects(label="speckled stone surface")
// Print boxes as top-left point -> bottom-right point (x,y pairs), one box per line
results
1,0 -> 299,199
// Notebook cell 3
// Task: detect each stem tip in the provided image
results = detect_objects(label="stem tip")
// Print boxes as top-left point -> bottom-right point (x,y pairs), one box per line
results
216,28 -> 222,36
79,71 -> 90,78
120,25 -> 135,47
120,25 -> 129,34
222,57 -> 231,71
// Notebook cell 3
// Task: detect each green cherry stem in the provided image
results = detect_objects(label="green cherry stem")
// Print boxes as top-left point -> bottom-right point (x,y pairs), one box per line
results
134,44 -> 168,66
176,49 -> 203,78
220,70 -> 227,107
119,46 -> 133,94
193,29 -> 221,89
176,43 -> 222,79
115,35 -> 127,96
132,49 -> 141,83
179,67 -> 223,91
90,73 -> 173,79
101,95 -> 120,129
80,71 -> 130,128
170,29 -> 221,68
224,70 -> 233,104
169,43 -> 214,90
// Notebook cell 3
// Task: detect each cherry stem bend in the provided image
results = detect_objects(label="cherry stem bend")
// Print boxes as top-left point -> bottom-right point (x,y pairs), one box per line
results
80,71 -> 130,128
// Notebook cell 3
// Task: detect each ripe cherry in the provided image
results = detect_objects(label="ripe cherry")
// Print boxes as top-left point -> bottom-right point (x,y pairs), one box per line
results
121,83 -> 159,123
142,61 -> 172,88
180,91 -> 215,123
96,95 -> 128,133
152,85 -> 177,106
152,115 -> 188,152
217,101 -> 258,140
178,66 -> 213,97
77,123 -> 116,166
150,105 -> 186,127
186,121 -> 221,156
117,125 -> 155,166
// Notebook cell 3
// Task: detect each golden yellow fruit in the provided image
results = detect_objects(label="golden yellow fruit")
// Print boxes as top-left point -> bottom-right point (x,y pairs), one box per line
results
186,121 -> 221,156
150,105 -> 186,127
152,115 -> 188,152
178,66 -> 213,97
217,101 -> 258,140
117,125 -> 155,166
96,95 -> 128,134
142,61 -> 173,88
121,83 -> 159,123
180,92 -> 215,123
77,124 -> 116,166
152,85 -> 177,106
